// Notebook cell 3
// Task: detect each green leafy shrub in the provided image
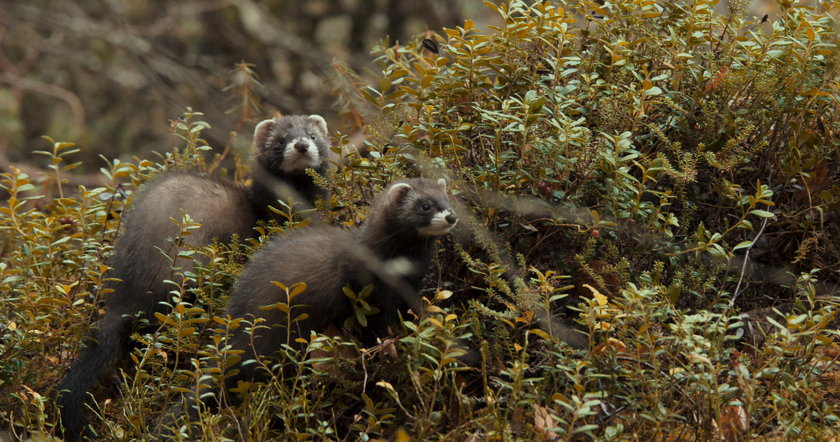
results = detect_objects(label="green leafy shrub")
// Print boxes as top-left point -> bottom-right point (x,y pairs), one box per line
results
1,0 -> 839,439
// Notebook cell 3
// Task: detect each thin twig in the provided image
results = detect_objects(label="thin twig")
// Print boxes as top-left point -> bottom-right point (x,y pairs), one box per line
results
730,217 -> 770,306
209,62 -> 256,174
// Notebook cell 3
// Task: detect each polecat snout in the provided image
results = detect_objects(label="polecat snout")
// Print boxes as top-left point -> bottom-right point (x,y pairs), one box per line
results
221,177 -> 457,389
55,114 -> 331,441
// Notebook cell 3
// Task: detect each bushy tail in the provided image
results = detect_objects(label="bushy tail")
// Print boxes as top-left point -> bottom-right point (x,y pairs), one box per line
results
55,313 -> 133,441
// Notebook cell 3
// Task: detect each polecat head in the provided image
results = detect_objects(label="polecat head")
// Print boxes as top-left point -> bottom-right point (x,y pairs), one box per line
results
253,115 -> 330,176
383,178 -> 458,237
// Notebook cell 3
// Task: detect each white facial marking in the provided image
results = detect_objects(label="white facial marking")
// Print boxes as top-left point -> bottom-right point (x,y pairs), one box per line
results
254,119 -> 275,147
417,209 -> 457,236
281,137 -> 321,172
308,114 -> 328,135
387,182 -> 413,204
383,257 -> 417,277
388,182 -> 412,195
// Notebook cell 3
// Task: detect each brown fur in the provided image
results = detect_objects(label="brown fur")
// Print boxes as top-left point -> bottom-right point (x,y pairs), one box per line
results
56,115 -> 331,441
221,178 -> 457,389
56,172 -> 256,441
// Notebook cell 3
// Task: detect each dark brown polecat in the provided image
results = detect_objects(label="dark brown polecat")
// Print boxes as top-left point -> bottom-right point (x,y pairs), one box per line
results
221,177 -> 457,390
56,114 -> 331,441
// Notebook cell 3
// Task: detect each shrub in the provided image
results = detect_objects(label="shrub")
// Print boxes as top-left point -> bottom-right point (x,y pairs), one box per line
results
0,0 -> 838,439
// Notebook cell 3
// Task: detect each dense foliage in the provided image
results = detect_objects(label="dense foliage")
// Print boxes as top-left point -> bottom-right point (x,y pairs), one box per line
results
1,0 -> 839,439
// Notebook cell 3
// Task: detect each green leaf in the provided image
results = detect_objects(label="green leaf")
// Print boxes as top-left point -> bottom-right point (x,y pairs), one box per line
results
356,309 -> 368,327
733,240 -> 754,251
528,96 -> 546,113
643,86 -> 663,96
751,210 -> 775,218
359,284 -> 374,298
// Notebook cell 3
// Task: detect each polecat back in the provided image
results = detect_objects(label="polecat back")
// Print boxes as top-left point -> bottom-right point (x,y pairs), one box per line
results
56,115 -> 331,441
222,178 -> 457,387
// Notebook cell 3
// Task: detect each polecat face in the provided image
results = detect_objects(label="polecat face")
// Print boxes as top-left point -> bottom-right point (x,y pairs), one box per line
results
388,178 -> 458,237
253,115 -> 330,176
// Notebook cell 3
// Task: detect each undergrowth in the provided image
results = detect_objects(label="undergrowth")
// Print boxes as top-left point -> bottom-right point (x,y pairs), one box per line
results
1,0 -> 839,440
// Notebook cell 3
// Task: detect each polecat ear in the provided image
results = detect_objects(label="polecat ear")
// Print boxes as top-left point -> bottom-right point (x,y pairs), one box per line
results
308,115 -> 328,136
437,178 -> 447,191
254,119 -> 276,148
387,182 -> 413,205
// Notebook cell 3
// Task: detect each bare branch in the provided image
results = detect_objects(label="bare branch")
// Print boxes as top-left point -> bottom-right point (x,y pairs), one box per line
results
0,72 -> 86,130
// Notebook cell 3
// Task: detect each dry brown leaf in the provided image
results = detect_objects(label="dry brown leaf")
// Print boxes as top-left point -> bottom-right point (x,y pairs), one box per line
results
715,404 -> 747,441
592,337 -> 629,355
533,404 -> 559,441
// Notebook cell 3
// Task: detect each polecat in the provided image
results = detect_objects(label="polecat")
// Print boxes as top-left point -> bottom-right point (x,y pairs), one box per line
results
56,114 -> 331,441
221,177 -> 457,390
248,114 -> 331,215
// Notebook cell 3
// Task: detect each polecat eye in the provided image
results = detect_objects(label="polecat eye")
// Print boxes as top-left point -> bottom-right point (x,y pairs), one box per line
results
277,137 -> 286,145
421,203 -> 431,211
309,134 -> 316,140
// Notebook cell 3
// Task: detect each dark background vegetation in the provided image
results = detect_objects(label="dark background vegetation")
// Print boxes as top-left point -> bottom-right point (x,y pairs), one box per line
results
0,0 -> 483,171
1,0 -> 839,440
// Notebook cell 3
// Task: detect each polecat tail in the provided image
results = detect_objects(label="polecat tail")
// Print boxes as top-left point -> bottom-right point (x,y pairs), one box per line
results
55,312 -> 134,441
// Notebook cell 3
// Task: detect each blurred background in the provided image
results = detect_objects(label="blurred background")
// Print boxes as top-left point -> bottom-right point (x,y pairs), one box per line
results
0,0 -> 795,177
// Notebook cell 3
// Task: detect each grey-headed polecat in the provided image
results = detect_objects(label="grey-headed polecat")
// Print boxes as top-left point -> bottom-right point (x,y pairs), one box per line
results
248,114 -> 331,215
56,114 -> 330,441
221,178 -> 457,389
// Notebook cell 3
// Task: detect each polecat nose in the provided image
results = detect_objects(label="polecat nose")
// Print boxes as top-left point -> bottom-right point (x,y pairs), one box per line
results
294,142 -> 309,153
445,212 -> 457,225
